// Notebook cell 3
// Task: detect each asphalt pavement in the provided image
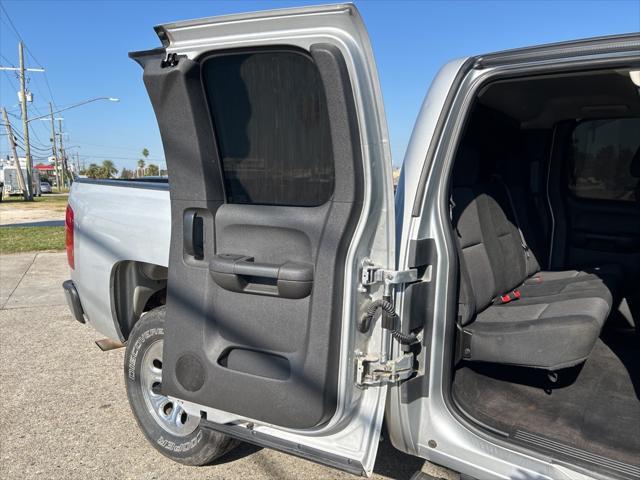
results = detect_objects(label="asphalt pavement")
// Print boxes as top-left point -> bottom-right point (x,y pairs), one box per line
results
0,252 -> 456,480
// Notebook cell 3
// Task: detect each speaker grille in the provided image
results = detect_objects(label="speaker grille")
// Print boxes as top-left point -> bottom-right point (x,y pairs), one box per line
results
175,354 -> 205,392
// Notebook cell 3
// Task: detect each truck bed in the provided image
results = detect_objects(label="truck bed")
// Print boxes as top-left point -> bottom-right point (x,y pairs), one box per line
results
69,178 -> 171,340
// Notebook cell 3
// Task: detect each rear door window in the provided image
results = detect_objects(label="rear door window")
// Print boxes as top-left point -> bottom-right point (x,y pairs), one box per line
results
202,50 -> 335,207
569,118 -> 640,202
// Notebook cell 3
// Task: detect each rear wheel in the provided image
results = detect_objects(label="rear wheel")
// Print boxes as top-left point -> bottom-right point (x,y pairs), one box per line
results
124,306 -> 238,465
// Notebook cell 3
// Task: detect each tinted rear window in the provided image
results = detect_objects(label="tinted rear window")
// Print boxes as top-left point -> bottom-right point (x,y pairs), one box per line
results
569,118 -> 640,202
202,50 -> 334,206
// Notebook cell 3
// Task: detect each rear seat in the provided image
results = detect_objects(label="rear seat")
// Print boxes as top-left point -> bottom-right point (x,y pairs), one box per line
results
452,148 -> 618,370
480,178 -> 620,307
489,156 -> 623,303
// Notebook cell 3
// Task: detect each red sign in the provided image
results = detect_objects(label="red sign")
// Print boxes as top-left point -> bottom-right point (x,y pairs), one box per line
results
34,163 -> 55,172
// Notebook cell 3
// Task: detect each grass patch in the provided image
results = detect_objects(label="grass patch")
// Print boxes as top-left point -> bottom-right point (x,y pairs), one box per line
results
0,226 -> 66,254
0,194 -> 68,212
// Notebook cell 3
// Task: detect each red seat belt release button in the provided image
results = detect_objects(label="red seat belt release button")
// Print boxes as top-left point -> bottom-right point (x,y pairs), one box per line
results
500,294 -> 511,303
513,290 -> 521,299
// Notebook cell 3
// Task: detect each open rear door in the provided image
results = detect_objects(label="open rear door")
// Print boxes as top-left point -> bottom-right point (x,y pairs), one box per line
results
131,4 -> 395,476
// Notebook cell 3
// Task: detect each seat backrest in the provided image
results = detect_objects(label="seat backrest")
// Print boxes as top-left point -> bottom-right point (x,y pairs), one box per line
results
493,155 -> 546,276
501,183 -> 543,276
451,148 -> 498,324
451,147 -> 537,323
476,183 -> 528,294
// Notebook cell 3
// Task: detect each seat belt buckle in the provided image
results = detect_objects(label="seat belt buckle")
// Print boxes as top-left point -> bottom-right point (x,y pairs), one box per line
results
513,289 -> 521,299
500,294 -> 512,304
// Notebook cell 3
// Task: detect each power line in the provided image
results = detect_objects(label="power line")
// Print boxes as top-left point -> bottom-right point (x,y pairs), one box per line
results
3,114 -> 51,150
5,132 -> 51,154
41,72 -> 56,107
1,117 -> 50,151
0,2 -> 41,66
77,142 -> 157,153
24,104 -> 51,146
26,102 -> 55,147
0,13 -> 19,44
80,154 -> 165,161
2,119 -> 24,141
26,73 -> 50,109
2,69 -> 19,91
25,119 -> 47,146
3,103 -> 50,114
1,52 -> 55,154
0,54 -> 20,92
0,2 -> 57,107
0,53 -> 17,68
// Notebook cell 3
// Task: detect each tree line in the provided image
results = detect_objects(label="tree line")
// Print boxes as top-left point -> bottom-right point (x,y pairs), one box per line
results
79,148 -> 163,179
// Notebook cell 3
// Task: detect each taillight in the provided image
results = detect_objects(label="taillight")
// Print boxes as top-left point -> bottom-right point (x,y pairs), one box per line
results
65,204 -> 75,269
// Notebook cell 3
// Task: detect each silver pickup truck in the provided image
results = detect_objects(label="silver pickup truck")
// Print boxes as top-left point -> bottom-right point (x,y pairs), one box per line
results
63,4 -> 640,479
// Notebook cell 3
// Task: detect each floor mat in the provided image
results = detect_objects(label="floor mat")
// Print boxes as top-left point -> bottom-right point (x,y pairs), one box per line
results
452,334 -> 640,470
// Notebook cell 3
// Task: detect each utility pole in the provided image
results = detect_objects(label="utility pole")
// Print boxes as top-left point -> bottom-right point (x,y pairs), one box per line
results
2,108 -> 29,200
18,42 -> 33,200
0,43 -> 45,197
48,102 -> 61,192
58,118 -> 67,189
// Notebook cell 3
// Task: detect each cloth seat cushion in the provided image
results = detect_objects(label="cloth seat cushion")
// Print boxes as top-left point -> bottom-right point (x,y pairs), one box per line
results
467,297 -> 609,369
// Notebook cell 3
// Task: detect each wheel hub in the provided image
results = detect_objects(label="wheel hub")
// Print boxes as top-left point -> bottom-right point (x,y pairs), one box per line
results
140,339 -> 199,437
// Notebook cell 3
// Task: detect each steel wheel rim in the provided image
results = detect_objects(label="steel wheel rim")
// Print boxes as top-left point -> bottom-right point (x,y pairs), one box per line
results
140,339 -> 199,437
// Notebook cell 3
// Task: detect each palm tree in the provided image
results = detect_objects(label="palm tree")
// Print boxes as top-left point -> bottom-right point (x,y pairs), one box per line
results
101,160 -> 118,178
85,163 -> 101,179
146,163 -> 159,176
138,148 -> 150,177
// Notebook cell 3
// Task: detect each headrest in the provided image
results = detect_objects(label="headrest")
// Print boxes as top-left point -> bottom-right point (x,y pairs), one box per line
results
631,145 -> 640,178
452,146 -> 480,187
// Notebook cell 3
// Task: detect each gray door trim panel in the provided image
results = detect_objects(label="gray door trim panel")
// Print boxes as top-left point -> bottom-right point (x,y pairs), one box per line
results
141,42 -> 367,429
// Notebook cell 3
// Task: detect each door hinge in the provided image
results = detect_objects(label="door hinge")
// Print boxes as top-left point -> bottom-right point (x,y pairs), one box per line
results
355,350 -> 415,387
359,259 -> 419,291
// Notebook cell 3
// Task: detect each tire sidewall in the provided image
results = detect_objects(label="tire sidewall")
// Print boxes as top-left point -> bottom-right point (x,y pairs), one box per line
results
124,308 -> 215,464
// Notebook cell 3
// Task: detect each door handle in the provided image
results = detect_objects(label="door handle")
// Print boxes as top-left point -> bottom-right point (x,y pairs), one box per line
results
183,210 -> 204,259
210,254 -> 313,299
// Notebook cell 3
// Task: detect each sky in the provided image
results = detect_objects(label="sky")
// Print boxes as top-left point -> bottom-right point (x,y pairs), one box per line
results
1,0 -> 639,171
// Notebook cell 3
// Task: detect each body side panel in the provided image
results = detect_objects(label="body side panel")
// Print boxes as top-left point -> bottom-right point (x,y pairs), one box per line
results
69,181 -> 171,340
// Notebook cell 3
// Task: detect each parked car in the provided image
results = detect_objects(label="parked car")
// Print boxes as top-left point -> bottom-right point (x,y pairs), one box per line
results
40,181 -> 52,193
63,5 -> 640,479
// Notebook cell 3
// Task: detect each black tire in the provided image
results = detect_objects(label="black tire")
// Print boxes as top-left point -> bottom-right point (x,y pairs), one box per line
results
124,306 -> 238,465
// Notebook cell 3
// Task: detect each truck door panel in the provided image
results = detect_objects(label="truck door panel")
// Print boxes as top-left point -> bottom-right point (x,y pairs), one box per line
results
133,5 -> 395,473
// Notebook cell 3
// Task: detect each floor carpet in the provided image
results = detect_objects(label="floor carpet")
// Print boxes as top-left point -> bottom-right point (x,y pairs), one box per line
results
452,331 -> 640,471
